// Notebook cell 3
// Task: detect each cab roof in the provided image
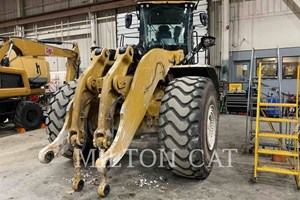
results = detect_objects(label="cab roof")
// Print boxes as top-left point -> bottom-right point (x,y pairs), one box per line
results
136,0 -> 198,5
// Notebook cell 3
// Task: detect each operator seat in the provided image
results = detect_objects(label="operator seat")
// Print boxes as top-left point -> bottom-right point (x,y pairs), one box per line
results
156,25 -> 172,42
174,26 -> 182,43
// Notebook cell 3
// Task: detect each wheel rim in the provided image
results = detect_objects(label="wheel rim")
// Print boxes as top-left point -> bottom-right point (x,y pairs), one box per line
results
207,104 -> 217,151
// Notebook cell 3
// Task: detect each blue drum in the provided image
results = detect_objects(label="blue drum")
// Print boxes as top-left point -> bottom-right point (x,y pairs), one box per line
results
267,97 -> 280,117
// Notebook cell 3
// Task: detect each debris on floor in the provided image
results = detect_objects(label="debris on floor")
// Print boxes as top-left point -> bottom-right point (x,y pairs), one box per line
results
134,174 -> 169,190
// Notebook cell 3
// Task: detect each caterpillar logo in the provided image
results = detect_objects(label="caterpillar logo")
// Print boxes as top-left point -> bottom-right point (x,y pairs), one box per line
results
45,47 -> 54,56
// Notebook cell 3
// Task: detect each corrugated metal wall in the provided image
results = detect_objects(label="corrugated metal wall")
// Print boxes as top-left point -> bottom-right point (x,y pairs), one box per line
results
96,10 -> 117,49
0,27 -> 15,37
210,0 -> 300,54
23,13 -> 92,72
231,0 -> 294,17
0,0 -> 114,18
194,0 -> 208,64
229,0 -> 300,51
24,15 -> 89,39
0,0 -> 17,20
23,0 -> 97,16
117,6 -> 139,46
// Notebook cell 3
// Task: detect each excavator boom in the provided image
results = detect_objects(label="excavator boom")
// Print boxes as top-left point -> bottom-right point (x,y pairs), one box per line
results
0,37 -> 80,98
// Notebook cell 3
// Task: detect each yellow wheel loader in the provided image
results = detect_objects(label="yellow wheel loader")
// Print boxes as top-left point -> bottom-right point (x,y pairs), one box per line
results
39,0 -> 219,197
0,37 -> 80,130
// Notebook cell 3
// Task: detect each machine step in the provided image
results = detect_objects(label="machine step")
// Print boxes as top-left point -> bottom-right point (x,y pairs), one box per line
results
260,102 -> 298,107
259,117 -> 298,123
257,166 -> 299,175
250,130 -> 278,134
258,133 -> 298,140
257,149 -> 299,157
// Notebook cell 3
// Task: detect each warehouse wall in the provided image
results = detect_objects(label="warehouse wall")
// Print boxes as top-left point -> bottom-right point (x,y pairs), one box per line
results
194,0 -> 209,64
209,0 -> 300,66
0,0 -> 17,20
208,0 -> 300,95
24,14 -> 93,71
208,1 -> 222,66
117,6 -> 139,46
0,0 -> 115,19
230,0 -> 300,51
96,9 -> 117,49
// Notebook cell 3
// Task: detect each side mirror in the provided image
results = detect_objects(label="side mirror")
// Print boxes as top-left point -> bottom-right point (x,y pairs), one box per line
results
199,12 -> 208,27
201,36 -> 216,48
125,14 -> 133,29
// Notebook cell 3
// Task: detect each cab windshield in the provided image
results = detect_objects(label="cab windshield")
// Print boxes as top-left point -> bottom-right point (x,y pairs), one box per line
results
139,4 -> 193,54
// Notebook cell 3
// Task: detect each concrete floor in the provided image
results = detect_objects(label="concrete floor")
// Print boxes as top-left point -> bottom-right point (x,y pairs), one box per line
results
0,115 -> 299,200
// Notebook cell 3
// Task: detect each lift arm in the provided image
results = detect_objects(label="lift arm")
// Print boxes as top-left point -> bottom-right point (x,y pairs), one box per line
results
93,47 -> 184,196
38,47 -> 111,163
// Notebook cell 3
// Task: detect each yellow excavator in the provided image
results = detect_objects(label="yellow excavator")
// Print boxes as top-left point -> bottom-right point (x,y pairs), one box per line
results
0,37 -> 80,130
39,0 -> 219,197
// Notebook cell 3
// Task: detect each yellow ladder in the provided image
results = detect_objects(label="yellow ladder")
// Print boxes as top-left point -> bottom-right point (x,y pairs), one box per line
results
253,63 -> 300,188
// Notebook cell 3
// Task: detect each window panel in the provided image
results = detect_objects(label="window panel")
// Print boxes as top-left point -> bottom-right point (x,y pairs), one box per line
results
235,62 -> 249,81
256,58 -> 278,78
282,57 -> 300,79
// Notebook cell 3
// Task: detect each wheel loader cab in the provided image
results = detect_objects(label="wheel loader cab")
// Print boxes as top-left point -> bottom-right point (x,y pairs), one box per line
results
138,3 -> 194,54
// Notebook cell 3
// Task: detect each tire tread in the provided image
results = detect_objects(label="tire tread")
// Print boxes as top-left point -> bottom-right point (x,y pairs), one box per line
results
158,76 -> 216,179
46,81 -> 77,158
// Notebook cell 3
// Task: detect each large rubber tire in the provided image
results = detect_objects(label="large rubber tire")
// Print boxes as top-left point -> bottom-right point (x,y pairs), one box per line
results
158,76 -> 219,179
14,101 -> 43,130
46,81 -> 76,158
46,81 -> 95,159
